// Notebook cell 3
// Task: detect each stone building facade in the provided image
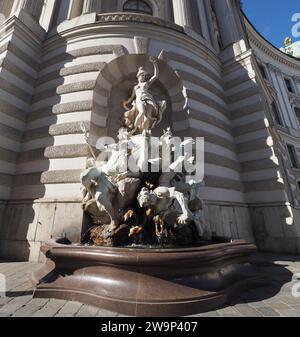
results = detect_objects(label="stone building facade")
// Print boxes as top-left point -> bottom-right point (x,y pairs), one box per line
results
0,0 -> 299,261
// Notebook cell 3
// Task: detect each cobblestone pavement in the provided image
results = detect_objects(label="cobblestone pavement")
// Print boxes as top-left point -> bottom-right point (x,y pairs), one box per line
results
0,253 -> 299,317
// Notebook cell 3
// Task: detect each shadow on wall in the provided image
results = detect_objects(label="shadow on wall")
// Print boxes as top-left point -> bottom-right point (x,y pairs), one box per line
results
0,33 -> 83,262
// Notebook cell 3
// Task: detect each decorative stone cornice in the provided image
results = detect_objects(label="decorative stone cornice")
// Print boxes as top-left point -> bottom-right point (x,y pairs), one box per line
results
245,19 -> 300,72
46,13 -> 220,70
96,12 -> 184,32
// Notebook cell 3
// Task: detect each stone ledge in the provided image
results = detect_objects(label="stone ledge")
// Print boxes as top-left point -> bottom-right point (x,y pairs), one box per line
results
96,12 -> 184,33
241,158 -> 278,172
17,144 -> 90,163
8,43 -> 40,72
32,80 -> 96,104
36,62 -> 106,86
2,59 -> 36,87
237,137 -> 270,154
231,101 -> 264,120
0,122 -> 23,142
23,121 -> 90,142
178,70 -> 227,102
13,170 -> 82,186
186,90 -> 229,118
176,129 -> 236,152
234,119 -> 266,137
28,101 -> 93,122
0,98 -> 28,122
40,45 -> 125,71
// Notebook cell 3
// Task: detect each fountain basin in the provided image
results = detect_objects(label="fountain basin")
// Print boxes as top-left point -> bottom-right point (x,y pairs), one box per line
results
32,239 -> 267,317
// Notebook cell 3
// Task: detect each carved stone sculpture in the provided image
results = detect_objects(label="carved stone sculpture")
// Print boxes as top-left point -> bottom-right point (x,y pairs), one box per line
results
80,56 -> 209,247
123,56 -> 166,135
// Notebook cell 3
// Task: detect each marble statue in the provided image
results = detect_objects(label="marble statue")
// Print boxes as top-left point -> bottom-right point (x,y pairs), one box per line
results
80,56 -> 210,246
137,186 -> 193,238
123,56 -> 166,135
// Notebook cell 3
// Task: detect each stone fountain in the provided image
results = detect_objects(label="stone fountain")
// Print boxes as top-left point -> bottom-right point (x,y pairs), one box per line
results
32,56 -> 266,317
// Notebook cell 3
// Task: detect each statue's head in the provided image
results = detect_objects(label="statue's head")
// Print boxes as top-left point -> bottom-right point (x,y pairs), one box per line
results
136,67 -> 148,82
137,188 -> 157,208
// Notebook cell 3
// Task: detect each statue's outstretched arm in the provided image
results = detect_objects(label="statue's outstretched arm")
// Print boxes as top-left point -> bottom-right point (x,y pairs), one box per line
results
148,57 -> 159,86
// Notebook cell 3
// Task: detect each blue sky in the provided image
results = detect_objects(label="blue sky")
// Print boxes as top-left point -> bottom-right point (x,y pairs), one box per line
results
242,0 -> 300,48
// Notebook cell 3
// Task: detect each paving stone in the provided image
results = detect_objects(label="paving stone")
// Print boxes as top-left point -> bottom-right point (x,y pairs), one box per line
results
279,295 -> 300,305
255,307 -> 280,317
276,309 -> 300,317
219,313 -> 242,317
217,306 -> 240,316
96,308 -> 119,317
0,296 -> 13,306
57,301 -> 83,315
234,304 -> 263,317
198,311 -> 219,317
278,287 -> 293,294
75,305 -> 99,317
55,313 -> 75,317
248,300 -> 271,308
4,264 -> 37,280
32,299 -> 67,317
12,298 -> 49,317
262,300 -> 292,311
116,314 -> 134,317
0,263 -> 30,276
0,295 -> 32,314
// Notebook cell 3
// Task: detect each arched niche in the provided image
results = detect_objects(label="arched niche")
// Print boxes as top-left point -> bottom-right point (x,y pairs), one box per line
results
92,54 -> 186,139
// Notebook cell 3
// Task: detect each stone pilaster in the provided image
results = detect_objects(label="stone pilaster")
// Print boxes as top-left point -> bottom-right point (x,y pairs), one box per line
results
196,0 -> 210,41
172,0 -> 192,28
82,0 -> 101,14
21,0 -> 44,20
211,0 -> 240,47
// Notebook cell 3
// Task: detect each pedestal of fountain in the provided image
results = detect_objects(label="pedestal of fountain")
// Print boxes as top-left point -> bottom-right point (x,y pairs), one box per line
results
32,238 -> 266,317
